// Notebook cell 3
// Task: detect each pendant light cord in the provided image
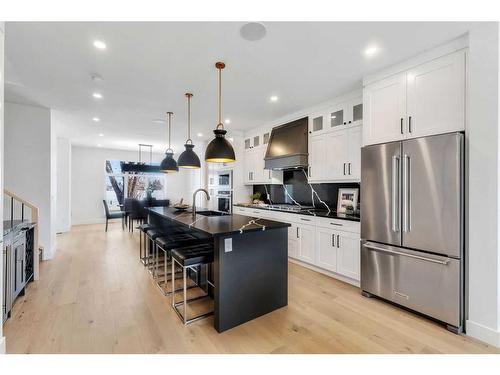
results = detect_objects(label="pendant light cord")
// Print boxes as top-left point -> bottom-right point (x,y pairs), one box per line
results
215,62 -> 225,130
218,66 -> 222,128
166,112 -> 173,150
185,93 -> 193,144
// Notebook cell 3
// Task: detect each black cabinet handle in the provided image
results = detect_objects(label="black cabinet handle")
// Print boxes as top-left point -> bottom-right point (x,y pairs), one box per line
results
309,131 -> 312,134
343,163 -> 346,175
296,227 -> 299,238
332,234 -> 335,247
400,118 -> 404,134
348,120 -> 352,124
343,122 -> 347,125
348,163 -> 351,175
409,116 -> 412,133
337,234 -> 340,248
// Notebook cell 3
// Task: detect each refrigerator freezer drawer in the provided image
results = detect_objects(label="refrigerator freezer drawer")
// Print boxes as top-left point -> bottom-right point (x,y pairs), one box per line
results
361,241 -> 461,327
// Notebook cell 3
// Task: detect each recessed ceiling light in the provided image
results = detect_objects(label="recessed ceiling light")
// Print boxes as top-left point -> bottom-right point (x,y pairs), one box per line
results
92,117 -> 100,122
197,133 -> 203,137
240,22 -> 267,41
93,40 -> 107,50
270,95 -> 278,102
97,144 -> 102,147
93,92 -> 103,99
364,45 -> 379,57
224,118 -> 231,124
99,133 -> 104,137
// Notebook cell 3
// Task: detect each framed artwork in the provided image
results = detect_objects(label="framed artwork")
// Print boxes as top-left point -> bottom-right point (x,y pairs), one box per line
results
337,188 -> 359,213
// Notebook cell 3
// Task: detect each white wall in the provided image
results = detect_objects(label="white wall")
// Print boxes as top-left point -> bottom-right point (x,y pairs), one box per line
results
56,137 -> 71,232
466,22 -> 500,347
4,102 -> 56,260
71,145 -> 190,225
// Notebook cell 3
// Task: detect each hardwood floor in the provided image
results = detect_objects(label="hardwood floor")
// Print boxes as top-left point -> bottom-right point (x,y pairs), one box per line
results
4,222 -> 499,354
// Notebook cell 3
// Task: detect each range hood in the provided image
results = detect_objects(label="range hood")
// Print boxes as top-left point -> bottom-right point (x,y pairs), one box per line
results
264,117 -> 308,170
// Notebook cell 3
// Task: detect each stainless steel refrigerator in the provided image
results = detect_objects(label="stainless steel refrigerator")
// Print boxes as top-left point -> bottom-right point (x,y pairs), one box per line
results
360,132 -> 464,333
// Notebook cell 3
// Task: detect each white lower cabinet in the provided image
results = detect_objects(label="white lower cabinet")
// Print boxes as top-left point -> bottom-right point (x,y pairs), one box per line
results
315,227 -> 338,272
233,206 -> 361,284
296,223 -> 315,264
336,231 -> 361,281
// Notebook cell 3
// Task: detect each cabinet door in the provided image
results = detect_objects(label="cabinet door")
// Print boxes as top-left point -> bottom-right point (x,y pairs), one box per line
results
326,130 -> 349,180
337,231 -> 360,281
288,239 -> 298,259
308,135 -> 326,181
328,102 -> 347,131
363,73 -> 406,146
297,224 -> 315,264
244,150 -> 254,184
315,227 -> 338,272
350,98 -> 363,127
406,51 -> 465,138
347,125 -> 362,180
309,113 -> 326,135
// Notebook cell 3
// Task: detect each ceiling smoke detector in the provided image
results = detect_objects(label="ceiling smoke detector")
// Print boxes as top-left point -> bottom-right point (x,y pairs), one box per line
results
240,22 -> 267,42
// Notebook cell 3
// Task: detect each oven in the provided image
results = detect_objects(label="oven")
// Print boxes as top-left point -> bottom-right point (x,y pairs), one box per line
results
217,171 -> 232,188
216,190 -> 232,213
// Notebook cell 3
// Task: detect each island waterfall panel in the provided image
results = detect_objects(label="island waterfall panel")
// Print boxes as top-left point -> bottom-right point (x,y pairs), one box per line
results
214,228 -> 288,332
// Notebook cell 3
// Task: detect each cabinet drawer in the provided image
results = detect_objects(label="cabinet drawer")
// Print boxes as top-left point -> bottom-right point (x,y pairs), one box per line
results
316,216 -> 360,233
361,241 -> 460,327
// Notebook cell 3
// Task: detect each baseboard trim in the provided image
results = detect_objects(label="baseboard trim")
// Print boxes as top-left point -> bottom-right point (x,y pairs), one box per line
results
288,258 -> 360,288
71,218 -> 106,226
466,319 -> 500,347
0,336 -> 6,354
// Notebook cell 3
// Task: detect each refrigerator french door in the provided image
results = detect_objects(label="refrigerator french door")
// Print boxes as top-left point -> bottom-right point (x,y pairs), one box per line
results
360,132 -> 464,332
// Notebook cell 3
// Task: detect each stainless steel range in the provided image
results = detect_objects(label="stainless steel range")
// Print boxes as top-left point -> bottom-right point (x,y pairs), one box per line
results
360,132 -> 464,333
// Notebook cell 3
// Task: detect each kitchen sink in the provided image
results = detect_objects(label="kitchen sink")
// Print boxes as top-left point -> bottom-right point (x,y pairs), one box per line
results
196,210 -> 229,217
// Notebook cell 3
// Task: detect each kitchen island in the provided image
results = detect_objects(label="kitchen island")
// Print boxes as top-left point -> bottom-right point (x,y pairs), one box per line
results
147,207 -> 290,333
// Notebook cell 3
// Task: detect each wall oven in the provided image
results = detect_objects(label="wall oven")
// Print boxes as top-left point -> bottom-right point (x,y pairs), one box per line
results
216,190 -> 232,213
217,170 -> 232,188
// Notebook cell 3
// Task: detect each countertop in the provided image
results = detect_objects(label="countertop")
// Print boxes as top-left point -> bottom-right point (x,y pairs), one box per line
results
233,204 -> 360,222
148,207 -> 290,237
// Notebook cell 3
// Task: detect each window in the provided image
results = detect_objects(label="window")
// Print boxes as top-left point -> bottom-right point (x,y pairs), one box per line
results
104,160 -> 165,211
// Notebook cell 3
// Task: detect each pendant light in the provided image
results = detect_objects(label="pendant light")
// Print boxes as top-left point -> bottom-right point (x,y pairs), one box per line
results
178,93 -> 201,169
160,112 -> 179,173
205,62 -> 236,163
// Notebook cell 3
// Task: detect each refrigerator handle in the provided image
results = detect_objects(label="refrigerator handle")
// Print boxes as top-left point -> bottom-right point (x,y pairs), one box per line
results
403,154 -> 411,232
391,155 -> 400,232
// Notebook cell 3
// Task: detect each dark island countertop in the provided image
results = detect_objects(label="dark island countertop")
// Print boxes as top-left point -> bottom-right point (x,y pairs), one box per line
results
148,206 -> 290,237
233,204 -> 360,222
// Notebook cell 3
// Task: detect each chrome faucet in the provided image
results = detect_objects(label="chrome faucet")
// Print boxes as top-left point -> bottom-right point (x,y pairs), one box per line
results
192,188 -> 210,216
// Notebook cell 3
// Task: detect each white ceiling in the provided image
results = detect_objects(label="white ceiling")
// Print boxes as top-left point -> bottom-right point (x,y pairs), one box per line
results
5,22 -> 477,152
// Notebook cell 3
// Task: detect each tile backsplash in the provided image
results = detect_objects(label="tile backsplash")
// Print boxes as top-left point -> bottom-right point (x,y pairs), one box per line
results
252,169 -> 360,212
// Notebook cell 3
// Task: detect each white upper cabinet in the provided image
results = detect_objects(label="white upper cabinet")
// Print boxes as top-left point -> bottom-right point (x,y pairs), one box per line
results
363,50 -> 466,146
308,113 -> 326,135
307,134 -> 327,182
347,125 -> 362,180
326,130 -> 348,180
406,51 -> 466,138
243,129 -> 283,185
363,72 -> 407,146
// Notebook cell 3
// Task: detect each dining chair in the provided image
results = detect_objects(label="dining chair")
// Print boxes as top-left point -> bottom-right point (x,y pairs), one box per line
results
103,200 -> 126,232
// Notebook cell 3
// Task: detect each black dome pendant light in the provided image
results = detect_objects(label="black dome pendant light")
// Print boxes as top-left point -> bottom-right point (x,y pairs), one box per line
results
178,93 -> 201,169
160,111 -> 179,173
205,62 -> 236,163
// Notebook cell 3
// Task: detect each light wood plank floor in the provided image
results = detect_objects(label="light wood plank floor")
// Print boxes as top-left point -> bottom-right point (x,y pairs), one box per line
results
4,222 -> 499,354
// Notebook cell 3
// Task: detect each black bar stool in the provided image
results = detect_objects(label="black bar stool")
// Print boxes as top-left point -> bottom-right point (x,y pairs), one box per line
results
137,223 -> 153,265
154,232 -> 210,295
147,226 -> 188,277
171,243 -> 214,325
